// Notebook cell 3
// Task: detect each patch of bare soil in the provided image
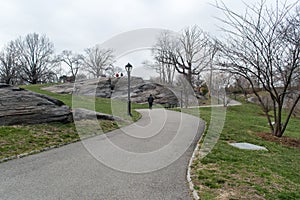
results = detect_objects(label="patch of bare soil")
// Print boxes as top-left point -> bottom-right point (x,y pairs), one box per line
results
216,187 -> 265,200
257,132 -> 300,148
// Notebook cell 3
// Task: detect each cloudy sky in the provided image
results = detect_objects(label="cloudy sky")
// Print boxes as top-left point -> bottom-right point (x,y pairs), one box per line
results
0,0 -> 244,51
0,0 -> 291,78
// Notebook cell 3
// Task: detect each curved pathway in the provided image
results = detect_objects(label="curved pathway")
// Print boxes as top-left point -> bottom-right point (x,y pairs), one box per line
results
0,109 -> 205,200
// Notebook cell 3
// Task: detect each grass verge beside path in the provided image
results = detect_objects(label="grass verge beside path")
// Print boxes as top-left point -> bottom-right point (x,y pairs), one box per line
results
180,100 -> 300,200
0,120 -> 121,160
0,83 -> 146,160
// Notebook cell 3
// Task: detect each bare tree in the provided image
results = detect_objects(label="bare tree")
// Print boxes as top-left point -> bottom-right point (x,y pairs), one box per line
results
76,73 -> 87,81
143,60 -> 175,85
153,26 -> 211,85
216,0 -> 300,137
15,33 -> 57,84
59,50 -> 84,80
233,75 -> 251,98
207,39 -> 222,96
42,70 -> 58,83
286,81 -> 300,117
83,45 -> 114,78
0,41 -> 19,85
211,71 -> 232,106
176,74 -> 195,108
105,64 -> 124,77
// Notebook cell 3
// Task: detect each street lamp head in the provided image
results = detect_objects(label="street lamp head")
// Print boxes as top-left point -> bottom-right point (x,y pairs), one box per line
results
125,63 -> 133,72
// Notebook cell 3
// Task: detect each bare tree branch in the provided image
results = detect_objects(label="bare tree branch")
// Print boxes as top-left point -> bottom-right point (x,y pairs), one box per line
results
215,0 -> 300,137
152,26 -> 211,85
59,50 -> 84,80
0,41 -> 19,85
83,45 -> 115,78
15,33 -> 57,84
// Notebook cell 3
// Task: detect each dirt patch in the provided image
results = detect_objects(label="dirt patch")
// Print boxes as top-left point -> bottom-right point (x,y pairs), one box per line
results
256,132 -> 300,148
216,187 -> 266,200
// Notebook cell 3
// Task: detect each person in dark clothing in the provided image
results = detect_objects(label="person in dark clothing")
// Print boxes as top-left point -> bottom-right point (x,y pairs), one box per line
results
147,94 -> 154,109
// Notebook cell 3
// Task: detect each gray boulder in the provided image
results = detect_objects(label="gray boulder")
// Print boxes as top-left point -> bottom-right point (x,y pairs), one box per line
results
42,77 -> 179,106
73,108 -> 124,121
0,84 -> 72,126
112,82 -> 178,105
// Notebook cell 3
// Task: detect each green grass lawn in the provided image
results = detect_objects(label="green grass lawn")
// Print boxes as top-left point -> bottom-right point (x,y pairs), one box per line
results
0,83 -> 147,160
183,100 -> 300,200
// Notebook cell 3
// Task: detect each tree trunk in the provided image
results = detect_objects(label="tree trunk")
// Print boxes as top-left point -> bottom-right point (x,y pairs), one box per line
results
273,104 -> 283,137
32,79 -> 38,84
5,78 -> 11,85
185,71 -> 192,86
273,125 -> 283,137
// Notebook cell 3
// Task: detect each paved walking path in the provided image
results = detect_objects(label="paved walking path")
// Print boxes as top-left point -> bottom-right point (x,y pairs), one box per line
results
0,109 -> 205,200
188,99 -> 242,108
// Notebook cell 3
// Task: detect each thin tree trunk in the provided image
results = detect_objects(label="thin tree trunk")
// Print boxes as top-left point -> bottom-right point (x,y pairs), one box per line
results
282,94 -> 300,135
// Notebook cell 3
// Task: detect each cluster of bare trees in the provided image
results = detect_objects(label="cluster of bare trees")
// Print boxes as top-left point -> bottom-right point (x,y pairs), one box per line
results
0,33 -> 58,85
149,1 -> 299,137
152,26 -> 211,86
143,59 -> 175,85
83,46 -> 115,78
214,0 -> 300,137
58,50 -> 84,79
57,46 -> 115,82
0,41 -> 19,85
0,33 -> 116,85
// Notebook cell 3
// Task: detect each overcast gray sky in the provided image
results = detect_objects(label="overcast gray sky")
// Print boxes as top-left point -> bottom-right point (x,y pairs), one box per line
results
0,0 -> 248,52
0,0 -> 293,78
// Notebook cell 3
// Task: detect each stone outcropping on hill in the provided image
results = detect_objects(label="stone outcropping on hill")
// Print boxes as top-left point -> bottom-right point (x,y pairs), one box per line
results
73,108 -> 124,121
42,77 -> 179,106
0,84 -> 73,126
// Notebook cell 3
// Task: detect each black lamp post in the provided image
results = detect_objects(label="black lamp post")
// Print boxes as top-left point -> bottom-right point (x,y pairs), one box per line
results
125,63 -> 133,116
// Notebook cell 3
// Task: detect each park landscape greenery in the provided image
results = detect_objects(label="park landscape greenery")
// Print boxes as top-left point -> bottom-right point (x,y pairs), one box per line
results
182,99 -> 300,200
1,1 -> 298,139
0,83 -> 143,160
0,1 -> 298,199
0,85 -> 299,199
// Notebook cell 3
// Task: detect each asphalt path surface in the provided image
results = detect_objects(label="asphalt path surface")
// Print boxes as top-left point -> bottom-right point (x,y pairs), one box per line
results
0,109 -> 205,200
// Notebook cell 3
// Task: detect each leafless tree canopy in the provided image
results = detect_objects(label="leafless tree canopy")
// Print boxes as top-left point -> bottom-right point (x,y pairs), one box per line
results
0,41 -> 19,84
142,60 -> 175,85
152,26 -> 211,85
15,33 -> 57,84
59,50 -> 84,79
83,45 -> 115,78
216,0 -> 300,137
105,65 -> 123,77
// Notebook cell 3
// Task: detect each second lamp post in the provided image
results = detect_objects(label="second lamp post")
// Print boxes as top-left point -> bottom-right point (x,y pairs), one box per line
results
125,63 -> 133,116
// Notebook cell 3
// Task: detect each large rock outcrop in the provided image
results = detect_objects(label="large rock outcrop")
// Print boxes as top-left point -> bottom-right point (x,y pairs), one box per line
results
42,77 -> 179,106
0,84 -> 72,126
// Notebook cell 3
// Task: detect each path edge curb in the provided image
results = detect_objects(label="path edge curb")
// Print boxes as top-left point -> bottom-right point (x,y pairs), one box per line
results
187,142 -> 200,200
187,122 -> 207,200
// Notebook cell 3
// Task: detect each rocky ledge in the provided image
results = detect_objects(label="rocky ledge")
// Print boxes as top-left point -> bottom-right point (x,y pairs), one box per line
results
0,84 -> 73,126
43,77 -> 179,106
